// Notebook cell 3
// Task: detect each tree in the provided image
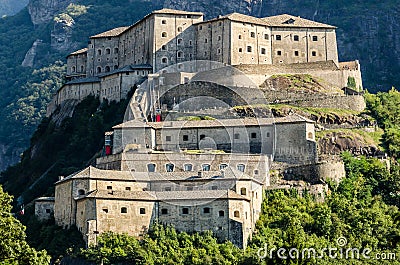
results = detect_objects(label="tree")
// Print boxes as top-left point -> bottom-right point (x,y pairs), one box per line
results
0,185 -> 50,264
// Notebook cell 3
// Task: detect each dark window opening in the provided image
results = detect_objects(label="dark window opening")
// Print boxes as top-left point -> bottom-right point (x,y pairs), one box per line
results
147,163 -> 156,172
121,207 -> 127,213
251,132 -> 257,138
276,35 -> 282,41
182,208 -> 189,214
166,163 -> 174,172
161,208 -> 168,215
203,207 -> 211,214
294,35 -> 299,41
46,209 -> 51,213
219,210 -> 225,217
312,36 -> 318,41
140,208 -> 146,215
200,134 -> 205,140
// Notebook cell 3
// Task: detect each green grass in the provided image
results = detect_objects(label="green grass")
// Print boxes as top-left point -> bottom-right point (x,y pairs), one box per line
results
316,128 -> 384,148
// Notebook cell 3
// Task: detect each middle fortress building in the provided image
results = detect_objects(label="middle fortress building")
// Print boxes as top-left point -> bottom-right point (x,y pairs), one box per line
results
42,8 -> 361,249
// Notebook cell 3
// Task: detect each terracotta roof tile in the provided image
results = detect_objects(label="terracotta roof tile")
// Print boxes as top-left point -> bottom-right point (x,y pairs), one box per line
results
261,14 -> 335,29
67,48 -> 88,57
90,26 -> 129,39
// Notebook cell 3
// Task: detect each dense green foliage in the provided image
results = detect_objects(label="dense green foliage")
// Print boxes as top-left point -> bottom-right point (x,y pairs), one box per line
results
366,88 -> 400,158
1,94 -> 132,204
0,185 -> 50,264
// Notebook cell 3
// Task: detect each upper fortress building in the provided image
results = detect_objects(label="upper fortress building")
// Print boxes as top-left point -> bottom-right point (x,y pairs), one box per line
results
47,8 -> 362,113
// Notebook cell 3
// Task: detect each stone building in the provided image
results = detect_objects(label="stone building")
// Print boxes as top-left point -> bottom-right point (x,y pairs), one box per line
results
47,8 -> 361,115
34,197 -> 55,221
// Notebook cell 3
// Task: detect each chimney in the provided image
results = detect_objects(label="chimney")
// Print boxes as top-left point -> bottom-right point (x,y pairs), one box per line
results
58,176 -> 64,181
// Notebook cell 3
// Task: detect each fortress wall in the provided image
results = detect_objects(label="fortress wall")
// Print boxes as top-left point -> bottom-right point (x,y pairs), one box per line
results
293,94 -> 366,112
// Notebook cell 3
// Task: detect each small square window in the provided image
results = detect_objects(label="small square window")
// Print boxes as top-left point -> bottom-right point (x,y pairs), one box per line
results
294,35 -> 299,41
247,46 -> 252,52
264,34 -> 269,40
267,132 -> 270,137
239,48 -> 243,53
200,134 -> 206,140
121,207 -> 127,213
140,208 -> 146,214
219,210 -> 225,217
294,50 -> 299,56
261,48 -> 266,55
234,133 -> 240,139
203,207 -> 211,214
107,186 -> 112,190
312,36 -> 318,41
102,208 -> 108,213
125,187 -> 131,191
312,51 -> 317,56
251,132 -> 257,138
212,186 -> 218,190
250,32 -> 256,38
165,187 -> 171,191
187,186 -> 193,191
161,208 -> 168,215
276,35 -> 282,41
166,136 -> 171,141
162,20 -> 167,24
182,208 -> 189,214
238,34 -> 242,39
277,50 -> 282,56
45,209 -> 51,213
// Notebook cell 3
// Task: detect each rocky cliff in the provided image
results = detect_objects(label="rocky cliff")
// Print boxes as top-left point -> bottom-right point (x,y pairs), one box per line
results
28,0 -> 75,25
0,0 -> 29,16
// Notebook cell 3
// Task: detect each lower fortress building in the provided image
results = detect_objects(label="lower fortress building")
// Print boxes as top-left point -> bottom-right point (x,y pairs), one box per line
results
36,8 -> 357,248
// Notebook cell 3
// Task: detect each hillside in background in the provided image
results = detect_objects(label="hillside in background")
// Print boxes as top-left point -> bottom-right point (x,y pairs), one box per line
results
0,0 -> 399,171
0,0 -> 28,16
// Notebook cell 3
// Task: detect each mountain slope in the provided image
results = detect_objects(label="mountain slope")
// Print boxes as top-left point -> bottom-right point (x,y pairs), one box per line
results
0,0 -> 29,16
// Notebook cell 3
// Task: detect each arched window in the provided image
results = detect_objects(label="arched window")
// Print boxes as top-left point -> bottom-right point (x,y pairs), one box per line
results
106,48 -> 111,54
161,57 -> 168,64
202,164 -> 211,171
219,210 -> 225,217
177,51 -> 183,58
105,66 -> 110,72
234,210 -> 240,218
219,164 -> 228,170
184,164 -> 193,171
161,45 -> 167,51
237,164 -> 245,172
308,132 -> 313,139
78,189 -> 85,195
240,187 -> 247,195
97,67 -> 102,73
71,66 -> 76,73
147,163 -> 156,172
114,47 -> 119,54
162,32 -> 167,38
166,163 -> 174,172
97,49 -> 102,56
177,38 -> 183,45
177,26 -> 182,32
80,65 -> 84,72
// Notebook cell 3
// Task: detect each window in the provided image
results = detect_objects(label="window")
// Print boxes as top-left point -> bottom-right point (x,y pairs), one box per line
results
220,164 -> 228,170
200,134 -> 205,140
217,48 -> 221,54
264,34 -> 269,40
261,48 -> 266,55
97,49 -> 102,55
177,38 -> 183,45
237,164 -> 245,172
161,45 -> 167,51
212,185 -> 218,190
177,26 -> 182,32
308,132 -> 313,139
107,186 -> 112,190
294,50 -> 299,56
234,211 -> 240,218
312,36 -> 318,41
121,207 -> 127,213
203,207 -> 211,214
161,208 -> 168,215
78,189 -> 85,195
247,46 -> 252,52
275,35 -> 282,40
254,169 -> 259,175
161,20 -> 166,24
147,163 -> 156,172
184,164 -> 193,171
239,48 -> 243,53
250,32 -> 256,38
71,66 -> 76,73
238,34 -> 242,39
166,163 -> 175,172
80,65 -> 84,72
183,135 -> 189,141
105,66 -> 110,72
166,136 -> 171,141
202,164 -> 211,171
199,25 -> 203,30
162,32 -> 167,38
187,186 -> 193,191
177,51 -> 183,58
277,50 -> 282,56
312,51 -> 317,56
294,35 -> 299,41
102,208 -> 108,213
182,208 -> 189,214
46,209 -> 51,213
240,187 -> 247,195
219,210 -> 225,217
251,132 -> 257,138
126,187 -> 131,191
189,40 -> 192,46
97,67 -> 102,73
106,48 -> 111,54
165,187 -> 171,191
114,47 -> 119,54
234,133 -> 240,139
139,208 -> 146,214
205,38 -> 208,43
218,35 -> 221,41
161,57 -> 168,64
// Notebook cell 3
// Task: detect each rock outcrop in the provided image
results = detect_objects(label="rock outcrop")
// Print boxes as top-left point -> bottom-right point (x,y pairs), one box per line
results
27,0 -> 75,25
21,39 -> 42,67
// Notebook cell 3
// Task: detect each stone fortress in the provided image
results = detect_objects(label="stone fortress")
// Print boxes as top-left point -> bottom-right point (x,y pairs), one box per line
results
36,8 -> 362,248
